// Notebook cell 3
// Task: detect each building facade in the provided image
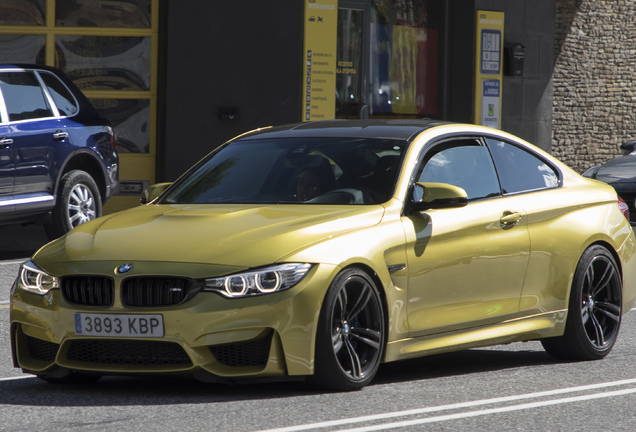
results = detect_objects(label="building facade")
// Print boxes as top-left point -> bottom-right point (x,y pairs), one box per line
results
553,0 -> 636,172
0,0 -> 633,211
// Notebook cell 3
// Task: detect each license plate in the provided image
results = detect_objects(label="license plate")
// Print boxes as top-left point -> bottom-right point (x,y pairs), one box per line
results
74,313 -> 164,337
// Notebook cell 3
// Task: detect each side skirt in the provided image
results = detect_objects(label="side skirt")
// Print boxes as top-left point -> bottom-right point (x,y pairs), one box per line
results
384,310 -> 567,363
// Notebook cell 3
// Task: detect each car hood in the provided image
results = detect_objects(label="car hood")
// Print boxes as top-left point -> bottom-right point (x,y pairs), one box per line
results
34,204 -> 385,269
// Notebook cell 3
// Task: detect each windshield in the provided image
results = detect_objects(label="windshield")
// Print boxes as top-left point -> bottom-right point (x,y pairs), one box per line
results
161,137 -> 407,205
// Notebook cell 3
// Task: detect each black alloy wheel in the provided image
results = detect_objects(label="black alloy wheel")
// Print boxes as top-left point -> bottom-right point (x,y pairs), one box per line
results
542,245 -> 622,360
313,267 -> 385,391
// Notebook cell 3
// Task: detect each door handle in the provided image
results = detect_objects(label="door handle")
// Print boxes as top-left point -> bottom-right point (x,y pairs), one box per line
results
53,130 -> 69,141
0,136 -> 12,147
500,211 -> 521,228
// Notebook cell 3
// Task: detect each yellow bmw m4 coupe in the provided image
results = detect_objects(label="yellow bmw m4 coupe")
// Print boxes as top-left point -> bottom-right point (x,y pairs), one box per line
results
10,120 -> 636,391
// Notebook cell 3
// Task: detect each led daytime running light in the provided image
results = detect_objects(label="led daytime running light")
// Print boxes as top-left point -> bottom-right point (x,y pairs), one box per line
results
19,261 -> 59,295
206,263 -> 311,298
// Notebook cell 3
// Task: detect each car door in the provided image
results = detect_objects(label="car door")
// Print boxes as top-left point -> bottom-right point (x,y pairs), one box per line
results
483,137 -> 562,314
0,124 -> 14,211
0,70 -> 64,206
402,137 -> 531,336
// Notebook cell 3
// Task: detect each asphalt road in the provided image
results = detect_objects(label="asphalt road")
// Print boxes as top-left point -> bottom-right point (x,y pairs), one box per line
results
2,226 -> 636,431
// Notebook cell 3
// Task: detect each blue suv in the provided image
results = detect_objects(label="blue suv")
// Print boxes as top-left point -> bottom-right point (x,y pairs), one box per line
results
0,64 -> 119,239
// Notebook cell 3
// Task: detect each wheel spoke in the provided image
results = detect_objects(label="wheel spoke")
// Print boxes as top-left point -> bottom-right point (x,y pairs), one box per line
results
594,301 -> 621,323
345,281 -> 373,322
590,259 -> 616,297
336,288 -> 348,322
69,210 -> 83,225
332,332 -> 343,354
350,327 -> 381,350
343,338 -> 362,378
589,312 -> 605,346
584,265 -> 594,293
70,189 -> 83,205
581,306 -> 590,325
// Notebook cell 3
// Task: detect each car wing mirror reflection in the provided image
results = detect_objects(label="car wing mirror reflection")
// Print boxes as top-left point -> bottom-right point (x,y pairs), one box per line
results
140,182 -> 173,205
409,182 -> 468,212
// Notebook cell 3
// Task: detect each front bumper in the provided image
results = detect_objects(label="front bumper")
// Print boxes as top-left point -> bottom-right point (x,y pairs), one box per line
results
10,262 -> 337,381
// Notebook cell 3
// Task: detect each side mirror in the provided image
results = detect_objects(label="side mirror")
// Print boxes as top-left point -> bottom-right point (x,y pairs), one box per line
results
409,182 -> 468,212
140,182 -> 172,205
620,140 -> 636,156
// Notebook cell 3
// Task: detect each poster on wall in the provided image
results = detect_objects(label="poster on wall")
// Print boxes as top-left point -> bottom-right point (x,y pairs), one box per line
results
302,0 -> 338,122
481,79 -> 500,128
474,11 -> 504,129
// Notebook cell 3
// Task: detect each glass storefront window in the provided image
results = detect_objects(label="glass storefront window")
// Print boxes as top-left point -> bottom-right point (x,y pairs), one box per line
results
55,35 -> 151,91
91,98 -> 150,153
56,0 -> 151,28
370,0 -> 444,117
0,34 -> 46,64
0,0 -> 46,26
0,0 -> 158,212
336,9 -> 364,119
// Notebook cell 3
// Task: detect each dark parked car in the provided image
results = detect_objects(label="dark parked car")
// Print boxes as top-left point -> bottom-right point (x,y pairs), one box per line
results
0,64 -> 119,239
583,146 -> 636,224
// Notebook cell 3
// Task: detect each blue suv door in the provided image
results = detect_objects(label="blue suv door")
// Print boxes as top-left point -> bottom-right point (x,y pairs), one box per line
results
0,70 -> 62,213
0,124 -> 13,213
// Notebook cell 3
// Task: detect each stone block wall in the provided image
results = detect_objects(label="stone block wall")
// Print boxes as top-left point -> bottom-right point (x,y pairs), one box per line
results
553,0 -> 636,172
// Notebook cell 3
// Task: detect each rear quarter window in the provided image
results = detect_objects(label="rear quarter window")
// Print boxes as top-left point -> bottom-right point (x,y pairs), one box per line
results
485,138 -> 559,194
39,72 -> 79,116
0,71 -> 54,121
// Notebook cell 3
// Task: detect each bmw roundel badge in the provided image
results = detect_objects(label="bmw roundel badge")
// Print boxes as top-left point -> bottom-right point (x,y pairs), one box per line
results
116,263 -> 134,274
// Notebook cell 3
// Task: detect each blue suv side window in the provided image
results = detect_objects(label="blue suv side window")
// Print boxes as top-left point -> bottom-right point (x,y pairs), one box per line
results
40,72 -> 79,116
0,71 -> 53,121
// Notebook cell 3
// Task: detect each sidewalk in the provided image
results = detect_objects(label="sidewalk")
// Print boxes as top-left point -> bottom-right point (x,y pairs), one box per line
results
0,224 -> 50,260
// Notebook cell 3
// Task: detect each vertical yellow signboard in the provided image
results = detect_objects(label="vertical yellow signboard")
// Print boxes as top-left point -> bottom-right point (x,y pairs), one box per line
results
302,0 -> 338,121
474,11 -> 504,129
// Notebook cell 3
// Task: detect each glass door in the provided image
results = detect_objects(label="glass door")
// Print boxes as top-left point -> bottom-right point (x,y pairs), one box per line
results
336,0 -> 446,120
336,1 -> 369,119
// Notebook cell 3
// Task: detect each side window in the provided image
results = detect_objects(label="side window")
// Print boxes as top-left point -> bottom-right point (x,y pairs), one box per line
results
417,140 -> 501,201
39,72 -> 78,116
0,71 -> 54,121
485,138 -> 559,194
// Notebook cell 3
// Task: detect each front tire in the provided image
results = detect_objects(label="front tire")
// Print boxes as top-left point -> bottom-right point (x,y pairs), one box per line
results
542,245 -> 622,360
45,170 -> 102,240
313,268 -> 385,391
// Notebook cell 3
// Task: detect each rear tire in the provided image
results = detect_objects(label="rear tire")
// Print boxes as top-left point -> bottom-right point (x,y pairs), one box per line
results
312,268 -> 385,391
45,170 -> 102,240
542,245 -> 622,360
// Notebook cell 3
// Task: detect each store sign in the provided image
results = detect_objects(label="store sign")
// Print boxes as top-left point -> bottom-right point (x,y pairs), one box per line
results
481,79 -> 500,128
474,11 -> 504,129
302,0 -> 338,121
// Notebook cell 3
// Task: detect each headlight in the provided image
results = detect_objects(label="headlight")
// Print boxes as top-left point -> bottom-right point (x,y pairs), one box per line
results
18,261 -> 59,295
204,263 -> 312,298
